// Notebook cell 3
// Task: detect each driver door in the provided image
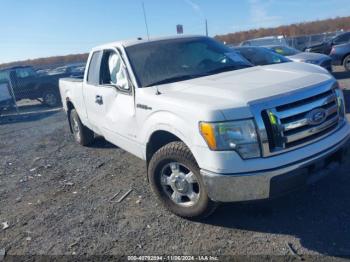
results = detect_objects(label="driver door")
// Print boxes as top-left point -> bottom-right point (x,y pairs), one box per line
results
98,49 -> 140,156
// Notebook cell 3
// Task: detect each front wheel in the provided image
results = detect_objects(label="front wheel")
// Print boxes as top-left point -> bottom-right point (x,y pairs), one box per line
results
344,55 -> 350,72
148,142 -> 217,219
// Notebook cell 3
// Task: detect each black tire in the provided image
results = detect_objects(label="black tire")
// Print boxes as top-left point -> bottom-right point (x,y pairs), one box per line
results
344,55 -> 350,72
69,109 -> 94,146
148,141 -> 217,219
42,90 -> 61,107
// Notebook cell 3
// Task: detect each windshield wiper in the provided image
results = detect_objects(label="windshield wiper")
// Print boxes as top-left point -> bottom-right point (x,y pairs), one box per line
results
145,74 -> 199,87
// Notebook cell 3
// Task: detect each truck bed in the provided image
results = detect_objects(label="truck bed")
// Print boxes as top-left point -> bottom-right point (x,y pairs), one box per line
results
59,77 -> 84,113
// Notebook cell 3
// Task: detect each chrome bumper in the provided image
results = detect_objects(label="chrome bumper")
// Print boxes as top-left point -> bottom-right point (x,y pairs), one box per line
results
201,135 -> 350,202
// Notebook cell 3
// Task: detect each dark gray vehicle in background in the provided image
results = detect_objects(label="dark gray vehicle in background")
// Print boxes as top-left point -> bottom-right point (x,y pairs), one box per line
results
267,45 -> 333,72
305,31 -> 350,55
330,42 -> 350,71
0,66 -> 68,107
234,46 -> 291,66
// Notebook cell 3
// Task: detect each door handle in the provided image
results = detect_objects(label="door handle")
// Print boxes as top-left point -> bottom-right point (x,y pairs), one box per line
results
95,95 -> 103,105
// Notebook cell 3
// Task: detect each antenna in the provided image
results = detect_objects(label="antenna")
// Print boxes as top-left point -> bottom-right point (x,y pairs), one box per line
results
205,19 -> 208,36
142,2 -> 150,40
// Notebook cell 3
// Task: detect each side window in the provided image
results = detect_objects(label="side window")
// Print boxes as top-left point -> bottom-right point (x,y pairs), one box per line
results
345,33 -> 350,42
334,34 -> 350,45
100,50 -> 129,90
0,71 -> 9,81
16,68 -> 34,78
87,51 -> 102,85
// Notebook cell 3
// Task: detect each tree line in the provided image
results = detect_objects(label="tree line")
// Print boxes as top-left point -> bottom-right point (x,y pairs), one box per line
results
216,16 -> 350,44
0,53 -> 89,70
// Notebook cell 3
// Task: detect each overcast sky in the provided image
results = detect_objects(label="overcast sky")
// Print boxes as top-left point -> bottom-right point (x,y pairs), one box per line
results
1,0 -> 350,63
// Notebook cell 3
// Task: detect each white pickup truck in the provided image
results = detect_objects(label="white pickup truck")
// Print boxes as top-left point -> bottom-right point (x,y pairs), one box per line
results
60,36 -> 350,218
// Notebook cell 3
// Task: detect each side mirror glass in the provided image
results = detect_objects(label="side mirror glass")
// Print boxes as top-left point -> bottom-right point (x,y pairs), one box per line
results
118,66 -> 130,91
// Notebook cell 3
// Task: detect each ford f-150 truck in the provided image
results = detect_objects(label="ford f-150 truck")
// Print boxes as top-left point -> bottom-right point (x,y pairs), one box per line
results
60,36 -> 350,218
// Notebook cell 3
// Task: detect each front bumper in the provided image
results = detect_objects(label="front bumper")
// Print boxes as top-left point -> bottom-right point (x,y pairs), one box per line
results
201,135 -> 350,202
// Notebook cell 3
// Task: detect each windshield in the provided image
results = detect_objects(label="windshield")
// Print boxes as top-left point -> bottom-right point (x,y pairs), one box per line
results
270,46 -> 301,56
236,47 -> 290,66
242,37 -> 287,47
125,37 -> 252,87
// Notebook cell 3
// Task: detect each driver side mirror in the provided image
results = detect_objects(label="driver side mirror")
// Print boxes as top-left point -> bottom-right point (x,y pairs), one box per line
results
117,66 -> 130,91
113,66 -> 130,92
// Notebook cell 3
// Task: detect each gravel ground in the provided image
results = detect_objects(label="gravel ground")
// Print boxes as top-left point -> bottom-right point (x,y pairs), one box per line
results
1,67 -> 350,260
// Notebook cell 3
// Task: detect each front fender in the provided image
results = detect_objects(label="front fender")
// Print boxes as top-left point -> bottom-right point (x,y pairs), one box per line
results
139,110 -> 203,162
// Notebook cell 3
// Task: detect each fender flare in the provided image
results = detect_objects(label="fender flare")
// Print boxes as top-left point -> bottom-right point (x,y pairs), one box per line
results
140,110 -> 199,161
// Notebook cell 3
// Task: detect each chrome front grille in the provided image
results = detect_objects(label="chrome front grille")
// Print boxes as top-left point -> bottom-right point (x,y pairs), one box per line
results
251,80 -> 343,157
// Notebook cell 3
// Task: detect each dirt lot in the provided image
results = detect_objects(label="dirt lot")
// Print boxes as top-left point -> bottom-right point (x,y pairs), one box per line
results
1,67 -> 350,260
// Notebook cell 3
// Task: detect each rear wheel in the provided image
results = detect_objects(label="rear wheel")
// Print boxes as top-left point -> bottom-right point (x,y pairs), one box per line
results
344,55 -> 350,72
148,142 -> 217,219
69,109 -> 94,146
42,90 -> 61,107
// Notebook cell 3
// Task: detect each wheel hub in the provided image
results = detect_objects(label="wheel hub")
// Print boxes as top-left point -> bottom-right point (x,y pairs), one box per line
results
45,93 -> 57,106
173,175 -> 189,193
160,162 -> 200,207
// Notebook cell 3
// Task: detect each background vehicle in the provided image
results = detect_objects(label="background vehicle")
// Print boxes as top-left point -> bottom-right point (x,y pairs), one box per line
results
48,63 -> 86,78
268,45 -> 333,71
330,42 -> 350,71
60,36 -> 349,219
36,68 -> 51,76
305,32 -> 350,54
240,36 -> 287,47
234,46 -> 291,66
69,64 -> 86,78
0,66 -> 67,107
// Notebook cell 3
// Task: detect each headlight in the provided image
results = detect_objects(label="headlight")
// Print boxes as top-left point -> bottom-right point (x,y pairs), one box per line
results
334,84 -> 346,120
199,120 -> 261,159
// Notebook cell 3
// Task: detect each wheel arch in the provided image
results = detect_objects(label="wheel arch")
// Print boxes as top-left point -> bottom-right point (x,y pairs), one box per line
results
39,83 -> 58,94
66,99 -> 75,133
342,53 -> 350,65
146,129 -> 197,166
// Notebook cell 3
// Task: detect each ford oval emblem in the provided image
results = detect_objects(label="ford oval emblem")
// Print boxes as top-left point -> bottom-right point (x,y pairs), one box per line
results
306,108 -> 327,126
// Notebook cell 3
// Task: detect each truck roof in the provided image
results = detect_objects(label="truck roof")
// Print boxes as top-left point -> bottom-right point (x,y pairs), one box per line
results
94,35 -> 204,50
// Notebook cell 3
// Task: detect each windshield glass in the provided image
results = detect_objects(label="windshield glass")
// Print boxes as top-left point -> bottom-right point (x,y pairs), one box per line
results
125,37 -> 252,87
242,37 -> 287,47
270,46 -> 301,56
236,47 -> 290,66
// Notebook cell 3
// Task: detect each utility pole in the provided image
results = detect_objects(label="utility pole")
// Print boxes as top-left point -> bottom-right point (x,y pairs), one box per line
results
142,2 -> 150,40
205,19 -> 208,36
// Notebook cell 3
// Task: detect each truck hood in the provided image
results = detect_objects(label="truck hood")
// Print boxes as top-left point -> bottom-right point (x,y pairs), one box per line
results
155,62 -> 334,120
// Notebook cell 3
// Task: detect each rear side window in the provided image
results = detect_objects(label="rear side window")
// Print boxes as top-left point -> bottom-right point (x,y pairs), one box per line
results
87,51 -> 102,85
0,71 -> 10,82
15,68 -> 35,78
334,33 -> 350,45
